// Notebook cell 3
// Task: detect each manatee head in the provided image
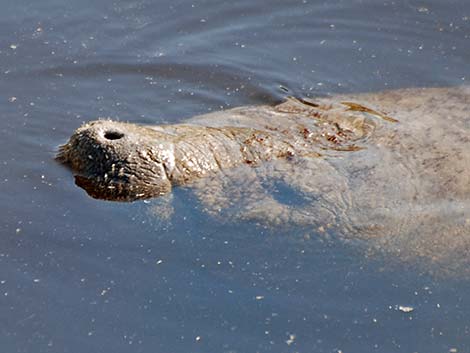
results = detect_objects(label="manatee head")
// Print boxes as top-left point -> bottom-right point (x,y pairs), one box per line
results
57,120 -> 175,201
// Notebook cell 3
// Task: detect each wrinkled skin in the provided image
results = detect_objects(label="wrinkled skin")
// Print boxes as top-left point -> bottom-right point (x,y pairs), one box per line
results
58,86 -> 470,275
57,96 -> 379,201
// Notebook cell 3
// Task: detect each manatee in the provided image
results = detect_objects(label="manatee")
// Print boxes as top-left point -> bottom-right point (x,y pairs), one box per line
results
57,86 -> 470,274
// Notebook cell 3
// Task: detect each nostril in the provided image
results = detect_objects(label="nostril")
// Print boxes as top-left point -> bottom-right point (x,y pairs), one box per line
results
104,131 -> 124,140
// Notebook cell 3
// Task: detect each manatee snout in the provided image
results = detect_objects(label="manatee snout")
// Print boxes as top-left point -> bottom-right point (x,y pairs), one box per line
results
57,120 -> 173,201
57,120 -> 128,175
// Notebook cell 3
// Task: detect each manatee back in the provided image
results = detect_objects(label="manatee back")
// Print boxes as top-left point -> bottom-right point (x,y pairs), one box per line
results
326,86 -> 470,274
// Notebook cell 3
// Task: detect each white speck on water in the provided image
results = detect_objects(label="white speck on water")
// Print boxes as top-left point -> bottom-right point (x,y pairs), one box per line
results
10,44 -> 17,49
398,305 -> 414,313
286,333 -> 296,345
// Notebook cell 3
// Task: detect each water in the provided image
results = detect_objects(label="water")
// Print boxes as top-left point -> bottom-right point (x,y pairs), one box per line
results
1,0 -> 469,352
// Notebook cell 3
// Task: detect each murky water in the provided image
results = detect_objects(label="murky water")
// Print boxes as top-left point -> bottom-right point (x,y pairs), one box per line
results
1,0 -> 469,352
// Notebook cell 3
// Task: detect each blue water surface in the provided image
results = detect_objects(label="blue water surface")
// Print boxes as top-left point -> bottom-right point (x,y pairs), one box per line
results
0,0 -> 469,352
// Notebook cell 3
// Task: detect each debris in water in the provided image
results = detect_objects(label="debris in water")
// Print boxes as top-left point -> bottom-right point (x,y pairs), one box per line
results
398,305 -> 414,313
286,333 -> 296,345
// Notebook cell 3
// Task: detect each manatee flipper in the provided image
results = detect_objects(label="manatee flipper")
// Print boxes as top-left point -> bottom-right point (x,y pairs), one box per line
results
190,157 -> 353,230
189,164 -> 277,223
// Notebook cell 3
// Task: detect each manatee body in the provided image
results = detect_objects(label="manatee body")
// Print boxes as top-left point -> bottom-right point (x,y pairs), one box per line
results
57,96 -> 380,200
58,86 -> 470,274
